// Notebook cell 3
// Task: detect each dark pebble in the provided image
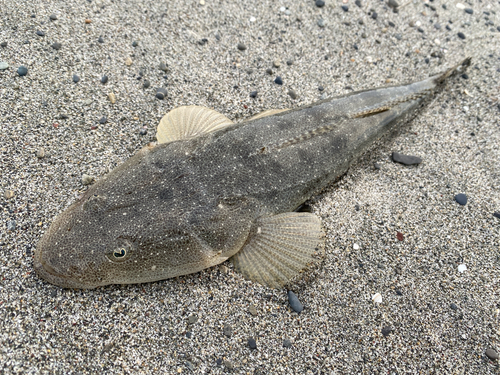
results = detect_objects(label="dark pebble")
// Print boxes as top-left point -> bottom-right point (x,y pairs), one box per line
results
139,128 -> 148,135
198,38 -> 208,46
457,32 -> 466,39
248,338 -> 257,349
101,75 -> 108,84
283,339 -> 292,348
72,74 -> 80,83
296,203 -> 312,213
0,41 -> 7,47
425,58 -> 430,64
341,5 -> 349,11
216,358 -> 223,366
274,76 -> 283,85
143,80 -> 150,89
388,0 -> 399,7
156,87 -> 167,100
395,33 -> 402,40
497,26 -> 500,32
288,89 -> 297,99
266,68 -> 273,75
461,73 -> 469,79
464,8 -> 473,14
353,44 -> 358,50
388,21 -> 395,27
418,27 -> 425,33
381,326 -> 392,337
486,349 -> 499,361
159,62 -> 168,72
36,30 -> 45,37
99,117 -> 107,124
493,212 -> 500,220
391,152 -> 422,165
287,290 -> 303,313
396,289 -> 403,296
286,60 -> 293,66
250,91 -> 258,98
315,0 -> 325,7
454,193 -> 467,206
49,14 -> 58,21
374,162 -> 381,170
442,4 -> 447,9
132,40 -> 138,47
17,66 -> 28,76
450,303 -> 458,310
318,86 -> 324,91
355,0 -> 362,7
446,25 -> 452,31
223,324 -> 232,338
434,23 -> 441,29
51,42 -> 62,50
371,12 -> 378,20
98,36 -> 104,43
237,43 -> 247,51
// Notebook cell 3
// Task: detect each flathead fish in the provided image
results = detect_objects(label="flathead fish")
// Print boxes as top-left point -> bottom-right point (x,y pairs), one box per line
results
34,59 -> 470,289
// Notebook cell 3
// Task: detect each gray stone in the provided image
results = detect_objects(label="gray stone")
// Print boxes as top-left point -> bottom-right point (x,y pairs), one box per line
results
287,290 -> 303,313
0,62 -> 8,70
486,348 -> 499,361
391,152 -> 422,165
82,174 -> 94,186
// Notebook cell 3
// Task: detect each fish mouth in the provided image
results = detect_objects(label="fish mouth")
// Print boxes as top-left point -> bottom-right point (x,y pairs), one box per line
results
33,250 -> 98,289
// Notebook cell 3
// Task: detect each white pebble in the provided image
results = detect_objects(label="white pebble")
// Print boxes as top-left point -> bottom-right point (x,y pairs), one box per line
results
434,39 -> 440,45
249,16 -> 256,22
463,106 -> 469,111
279,6 -> 286,12
372,293 -> 382,303
458,264 -> 467,273
353,243 -> 359,250
456,3 -> 465,9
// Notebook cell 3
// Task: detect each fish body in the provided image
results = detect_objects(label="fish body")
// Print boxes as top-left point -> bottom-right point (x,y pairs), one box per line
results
34,59 -> 469,289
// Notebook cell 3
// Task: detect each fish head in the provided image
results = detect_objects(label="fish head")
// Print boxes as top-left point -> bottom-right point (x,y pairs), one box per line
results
34,146 -> 258,288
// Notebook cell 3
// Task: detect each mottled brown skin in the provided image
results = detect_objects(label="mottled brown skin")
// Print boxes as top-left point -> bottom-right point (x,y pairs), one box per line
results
34,60 -> 469,288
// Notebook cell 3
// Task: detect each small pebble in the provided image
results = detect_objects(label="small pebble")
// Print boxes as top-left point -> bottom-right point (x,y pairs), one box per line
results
341,5 -> 349,11
388,0 -> 399,8
249,91 -> 258,98
464,8 -> 473,14
434,23 -> 441,30
493,212 -> 500,220
139,128 -> 148,136
159,62 -> 168,72
454,193 -> 467,206
286,60 -> 293,66
372,293 -> 383,303
99,117 -> 107,124
273,60 -> 281,68
223,360 -> 233,370
283,339 -> 292,348
265,68 -> 273,75
274,76 -> 283,85
51,42 -> 62,50
315,0 -> 325,7
248,338 -> 257,349
17,66 -> 28,76
82,174 -> 94,186
450,303 -> 458,310
381,326 -> 392,337
486,349 -> 499,361
237,43 -> 247,51
371,12 -> 378,20
108,92 -> 116,104
98,36 -> 104,43
49,14 -> 58,21
317,19 -> 325,27
288,89 -> 297,99
185,361 -> 194,371
36,30 -> 45,37
397,232 -> 404,241
287,290 -> 303,313
223,324 -> 232,338
143,80 -> 150,89
353,243 -> 359,250
36,147 -> 45,158
248,305 -> 258,316
125,57 -> 133,66
0,62 -> 9,70
457,32 -> 466,39
457,264 -> 467,273
461,73 -> 468,79
0,41 -> 7,47
4,190 -> 15,199
156,87 -> 167,100
392,152 -> 422,165
188,315 -> 198,324
72,74 -> 80,83
355,0 -> 362,7
101,75 -> 108,84
132,41 -> 138,47
7,220 -> 16,231
374,162 -> 381,170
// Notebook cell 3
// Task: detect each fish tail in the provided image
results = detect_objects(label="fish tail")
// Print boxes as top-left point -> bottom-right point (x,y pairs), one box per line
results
434,57 -> 471,84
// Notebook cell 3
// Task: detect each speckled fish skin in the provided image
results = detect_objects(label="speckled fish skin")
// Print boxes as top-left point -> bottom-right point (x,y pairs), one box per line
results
34,59 -> 469,289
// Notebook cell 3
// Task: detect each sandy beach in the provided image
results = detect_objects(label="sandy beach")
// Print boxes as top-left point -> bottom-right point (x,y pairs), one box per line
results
1,0 -> 500,373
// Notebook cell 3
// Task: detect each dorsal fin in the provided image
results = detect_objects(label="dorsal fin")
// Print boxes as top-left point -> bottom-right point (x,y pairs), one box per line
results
244,108 -> 289,122
156,105 -> 233,144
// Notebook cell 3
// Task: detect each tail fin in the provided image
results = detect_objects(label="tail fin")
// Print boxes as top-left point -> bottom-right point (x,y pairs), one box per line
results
434,57 -> 471,84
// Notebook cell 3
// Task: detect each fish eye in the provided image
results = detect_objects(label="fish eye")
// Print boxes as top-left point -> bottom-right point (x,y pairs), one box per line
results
106,238 -> 135,263
113,248 -> 127,258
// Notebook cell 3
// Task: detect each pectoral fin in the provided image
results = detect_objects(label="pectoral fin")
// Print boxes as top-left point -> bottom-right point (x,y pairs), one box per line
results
231,212 -> 324,288
156,105 -> 233,144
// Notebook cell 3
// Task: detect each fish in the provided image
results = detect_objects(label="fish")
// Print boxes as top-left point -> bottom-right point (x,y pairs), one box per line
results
34,58 -> 470,289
